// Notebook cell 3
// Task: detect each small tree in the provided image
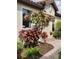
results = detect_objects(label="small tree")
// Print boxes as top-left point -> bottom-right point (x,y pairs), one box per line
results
31,11 -> 53,31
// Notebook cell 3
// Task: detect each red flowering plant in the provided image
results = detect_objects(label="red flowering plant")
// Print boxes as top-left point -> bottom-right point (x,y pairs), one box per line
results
19,28 -> 40,48
41,32 -> 48,39
19,28 -> 48,48
41,32 -> 48,43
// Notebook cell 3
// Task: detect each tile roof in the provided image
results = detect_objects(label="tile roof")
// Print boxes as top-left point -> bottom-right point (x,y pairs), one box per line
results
17,0 -> 44,10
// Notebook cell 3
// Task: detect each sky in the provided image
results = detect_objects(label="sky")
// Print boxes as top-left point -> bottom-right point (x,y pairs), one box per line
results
55,0 -> 61,14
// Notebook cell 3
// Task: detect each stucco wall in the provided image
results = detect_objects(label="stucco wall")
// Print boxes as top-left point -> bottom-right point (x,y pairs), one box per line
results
42,21 -> 53,38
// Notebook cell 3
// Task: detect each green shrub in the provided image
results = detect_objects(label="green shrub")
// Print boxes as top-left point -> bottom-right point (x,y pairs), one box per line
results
17,40 -> 23,51
53,20 -> 61,38
54,20 -> 61,30
53,30 -> 61,38
26,48 -> 40,57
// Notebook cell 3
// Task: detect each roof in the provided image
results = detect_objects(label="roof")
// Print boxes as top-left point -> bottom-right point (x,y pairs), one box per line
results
17,0 -> 44,10
51,2 -> 59,11
17,0 -> 61,17
51,2 -> 61,17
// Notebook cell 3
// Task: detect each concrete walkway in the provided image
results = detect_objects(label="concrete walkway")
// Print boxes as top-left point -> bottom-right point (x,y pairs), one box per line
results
40,36 -> 61,59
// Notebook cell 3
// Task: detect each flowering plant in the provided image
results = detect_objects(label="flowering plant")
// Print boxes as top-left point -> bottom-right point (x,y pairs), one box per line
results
41,32 -> 48,39
19,28 -> 48,48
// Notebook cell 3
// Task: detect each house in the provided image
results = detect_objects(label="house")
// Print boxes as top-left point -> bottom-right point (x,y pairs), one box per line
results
17,0 -> 61,37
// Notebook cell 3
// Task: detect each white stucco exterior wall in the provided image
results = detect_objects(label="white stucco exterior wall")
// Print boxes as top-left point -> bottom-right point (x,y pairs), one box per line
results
44,5 -> 55,16
42,21 -> 52,38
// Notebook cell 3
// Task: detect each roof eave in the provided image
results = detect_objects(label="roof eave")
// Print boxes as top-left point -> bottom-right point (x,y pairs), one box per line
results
17,0 -> 44,10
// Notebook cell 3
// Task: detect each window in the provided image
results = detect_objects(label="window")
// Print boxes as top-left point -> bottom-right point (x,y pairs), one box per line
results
22,8 -> 31,28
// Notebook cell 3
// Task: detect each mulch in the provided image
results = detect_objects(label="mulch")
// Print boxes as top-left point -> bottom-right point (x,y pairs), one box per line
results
36,42 -> 54,56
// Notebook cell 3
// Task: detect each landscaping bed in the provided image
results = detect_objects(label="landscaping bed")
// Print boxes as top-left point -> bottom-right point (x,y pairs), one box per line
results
17,28 -> 54,59
21,42 -> 54,59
